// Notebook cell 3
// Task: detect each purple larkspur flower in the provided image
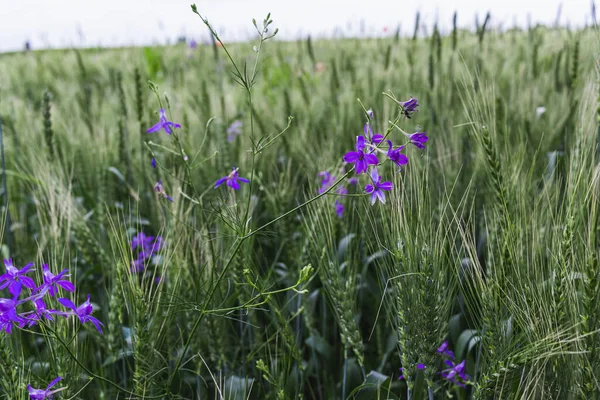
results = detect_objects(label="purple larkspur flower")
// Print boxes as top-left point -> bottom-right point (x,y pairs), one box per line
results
364,168 -> 393,205
367,109 -> 374,119
130,233 -> 163,272
151,158 -> 157,168
215,167 -> 250,190
398,363 -> 425,380
386,140 -> 409,168
364,124 -> 384,145
0,297 -> 24,334
318,171 -> 335,194
189,39 -> 198,49
397,97 -> 419,118
334,200 -> 344,218
441,359 -> 470,388
146,109 -> 181,135
348,177 -> 358,185
343,136 -> 379,175
405,131 -> 429,149
437,341 -> 455,359
35,264 -> 75,297
58,294 -> 104,333
27,376 -> 63,400
154,180 -> 174,202
227,120 -> 242,142
0,259 -> 36,297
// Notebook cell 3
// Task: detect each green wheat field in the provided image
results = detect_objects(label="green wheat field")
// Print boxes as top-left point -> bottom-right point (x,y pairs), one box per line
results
0,5 -> 599,400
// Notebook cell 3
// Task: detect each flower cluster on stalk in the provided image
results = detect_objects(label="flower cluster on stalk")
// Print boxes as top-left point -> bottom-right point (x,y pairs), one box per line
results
341,98 -> 428,209
316,170 -> 357,217
130,232 -> 164,273
0,259 -> 103,335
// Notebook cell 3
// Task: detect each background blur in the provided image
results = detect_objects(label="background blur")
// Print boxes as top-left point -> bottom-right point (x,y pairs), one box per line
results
0,0 -> 593,52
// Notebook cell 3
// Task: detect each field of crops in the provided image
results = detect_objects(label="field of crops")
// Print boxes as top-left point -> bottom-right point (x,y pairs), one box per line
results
0,6 -> 599,400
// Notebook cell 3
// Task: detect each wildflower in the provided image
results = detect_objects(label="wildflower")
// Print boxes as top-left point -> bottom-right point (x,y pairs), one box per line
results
36,264 -> 75,297
386,141 -> 408,168
154,180 -> 174,202
367,109 -> 374,119
151,158 -> 157,168
397,97 -> 419,118
27,376 -> 64,400
348,177 -> 358,185
441,359 -> 470,388
364,124 -> 383,145
130,233 -> 163,272
398,363 -> 425,380
334,200 -> 344,218
227,120 -> 242,142
405,131 -> 428,149
437,341 -> 455,359
0,297 -> 23,334
188,39 -> 198,49
317,171 -> 335,194
146,108 -> 181,135
364,168 -> 393,205
215,167 -> 250,190
343,136 -> 379,175
0,259 -> 36,297
58,294 -> 104,333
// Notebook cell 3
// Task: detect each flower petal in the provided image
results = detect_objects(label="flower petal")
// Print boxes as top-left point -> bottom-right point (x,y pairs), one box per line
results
343,151 -> 359,163
356,135 -> 365,151
214,177 -> 228,188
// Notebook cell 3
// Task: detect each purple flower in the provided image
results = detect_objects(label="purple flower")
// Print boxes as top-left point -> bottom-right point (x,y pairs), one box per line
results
397,97 -> 419,118
334,200 -> 344,218
27,376 -> 63,400
146,108 -> 181,135
441,359 -> 470,388
189,39 -> 198,49
367,109 -> 374,119
0,259 -> 36,297
227,120 -> 242,142
0,297 -> 23,334
386,141 -> 409,168
214,167 -> 250,190
58,294 -> 104,333
154,180 -> 174,202
364,124 -> 384,145
130,233 -> 163,272
151,158 -> 157,168
364,169 -> 393,205
348,177 -> 358,185
437,341 -> 455,359
406,131 -> 429,149
318,171 -> 335,194
343,136 -> 379,175
36,264 -> 75,297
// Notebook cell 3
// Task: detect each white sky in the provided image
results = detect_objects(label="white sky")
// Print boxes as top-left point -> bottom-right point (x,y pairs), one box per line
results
0,0 -> 594,52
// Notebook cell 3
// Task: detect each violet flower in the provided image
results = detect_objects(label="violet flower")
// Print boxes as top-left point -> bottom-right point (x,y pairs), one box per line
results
364,168 -> 393,205
367,109 -> 374,119
386,141 -> 408,168
0,259 -> 36,297
215,167 -> 250,190
0,297 -> 23,334
364,124 -> 383,145
437,341 -> 455,359
36,264 -> 75,297
151,158 -> 157,168
227,120 -> 242,142
146,109 -> 181,135
397,97 -> 419,118
441,359 -> 470,388
58,294 -> 104,333
406,131 -> 429,149
343,136 -> 379,175
154,180 -> 174,202
318,171 -> 335,194
334,200 -> 344,218
27,376 -> 63,400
